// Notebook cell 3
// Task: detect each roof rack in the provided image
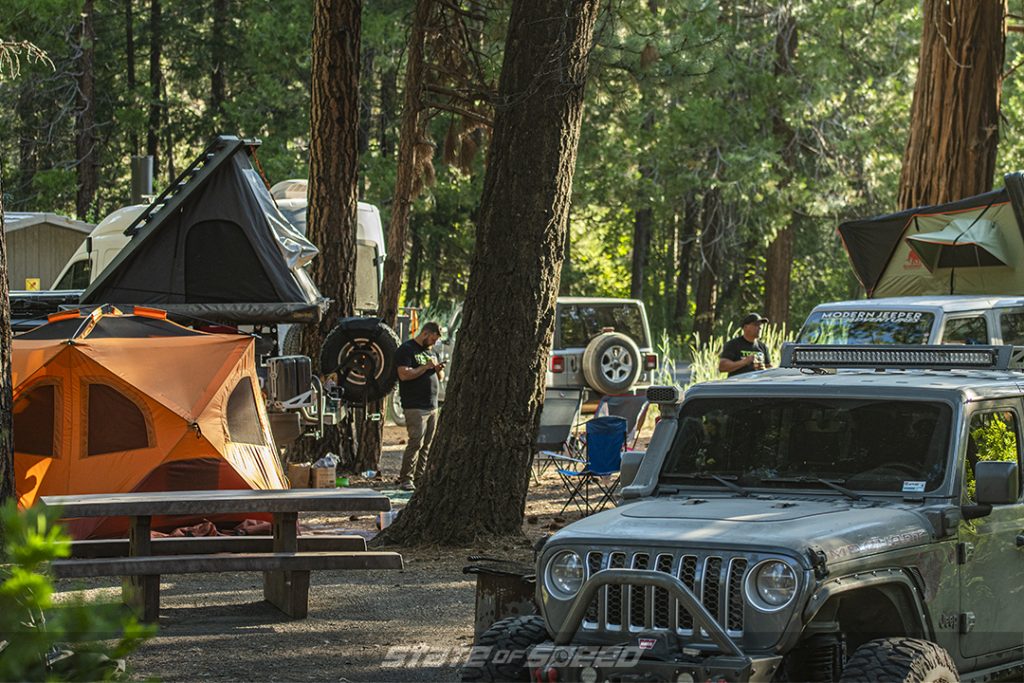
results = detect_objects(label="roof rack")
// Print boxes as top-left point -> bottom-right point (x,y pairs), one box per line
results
779,343 -> 1024,371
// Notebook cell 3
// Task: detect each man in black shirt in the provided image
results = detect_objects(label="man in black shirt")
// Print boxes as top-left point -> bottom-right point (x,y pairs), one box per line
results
719,313 -> 772,377
396,321 -> 444,490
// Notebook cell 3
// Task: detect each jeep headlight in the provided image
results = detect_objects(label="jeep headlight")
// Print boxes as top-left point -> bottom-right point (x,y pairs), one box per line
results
545,550 -> 584,599
747,560 -> 797,610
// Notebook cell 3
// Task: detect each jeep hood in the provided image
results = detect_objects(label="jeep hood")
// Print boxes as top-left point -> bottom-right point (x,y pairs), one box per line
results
551,496 -> 933,565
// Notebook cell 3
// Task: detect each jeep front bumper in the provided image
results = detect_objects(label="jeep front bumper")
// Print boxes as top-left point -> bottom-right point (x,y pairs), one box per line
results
539,569 -> 782,682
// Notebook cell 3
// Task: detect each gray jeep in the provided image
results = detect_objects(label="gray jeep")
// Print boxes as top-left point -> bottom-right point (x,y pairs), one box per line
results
465,344 -> 1024,682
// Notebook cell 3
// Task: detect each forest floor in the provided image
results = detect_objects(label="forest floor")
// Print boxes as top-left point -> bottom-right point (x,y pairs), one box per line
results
56,417 -> 656,682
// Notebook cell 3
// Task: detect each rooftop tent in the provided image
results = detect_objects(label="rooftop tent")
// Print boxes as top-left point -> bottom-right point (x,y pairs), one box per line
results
13,306 -> 288,538
906,218 -> 1010,270
838,172 -> 1024,297
79,135 -> 327,324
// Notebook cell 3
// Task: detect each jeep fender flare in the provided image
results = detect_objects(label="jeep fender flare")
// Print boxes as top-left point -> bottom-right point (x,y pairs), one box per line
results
803,569 -> 929,639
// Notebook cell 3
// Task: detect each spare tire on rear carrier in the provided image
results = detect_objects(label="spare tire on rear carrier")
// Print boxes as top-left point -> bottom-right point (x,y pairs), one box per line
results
319,317 -> 400,404
582,331 -> 641,395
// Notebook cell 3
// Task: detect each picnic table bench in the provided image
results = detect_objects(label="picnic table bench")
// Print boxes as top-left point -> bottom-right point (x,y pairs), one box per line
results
41,488 -> 403,622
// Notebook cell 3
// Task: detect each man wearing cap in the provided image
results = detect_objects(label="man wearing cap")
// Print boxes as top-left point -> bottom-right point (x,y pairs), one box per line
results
719,313 -> 772,377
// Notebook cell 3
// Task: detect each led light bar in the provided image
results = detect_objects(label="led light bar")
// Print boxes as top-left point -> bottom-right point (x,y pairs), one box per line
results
779,344 -> 1016,370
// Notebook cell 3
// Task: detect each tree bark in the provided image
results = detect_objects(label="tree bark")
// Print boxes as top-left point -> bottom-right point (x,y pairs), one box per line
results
0,167 -> 14,506
630,203 -> 652,300
358,47 -> 374,155
763,12 -> 798,327
378,0 -> 601,546
147,0 -> 162,177
693,188 -> 722,340
75,0 -> 98,220
898,0 -> 1005,208
674,192 -> 697,332
379,66 -> 398,156
211,0 -> 228,119
379,0 -> 432,330
126,0 -> 138,154
290,0 -> 362,467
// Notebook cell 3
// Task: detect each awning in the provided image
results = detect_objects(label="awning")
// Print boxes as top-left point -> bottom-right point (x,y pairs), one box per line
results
905,218 -> 1011,272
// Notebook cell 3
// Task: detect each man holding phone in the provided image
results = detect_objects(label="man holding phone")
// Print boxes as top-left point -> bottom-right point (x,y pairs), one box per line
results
395,321 -> 445,491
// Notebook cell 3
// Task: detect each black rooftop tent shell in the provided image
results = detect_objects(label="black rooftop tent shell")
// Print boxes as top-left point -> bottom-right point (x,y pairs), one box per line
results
80,136 -> 326,324
838,172 -> 1024,297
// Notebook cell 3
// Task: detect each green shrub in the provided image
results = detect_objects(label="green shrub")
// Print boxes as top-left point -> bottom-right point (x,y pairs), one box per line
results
0,501 -> 153,681
684,324 -> 794,390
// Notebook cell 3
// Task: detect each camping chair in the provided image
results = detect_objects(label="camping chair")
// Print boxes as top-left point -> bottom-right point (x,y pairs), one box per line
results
594,393 -> 650,449
533,389 -> 585,479
556,415 -> 628,516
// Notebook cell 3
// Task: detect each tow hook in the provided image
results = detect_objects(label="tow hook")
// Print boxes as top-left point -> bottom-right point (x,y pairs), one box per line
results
532,666 -> 558,682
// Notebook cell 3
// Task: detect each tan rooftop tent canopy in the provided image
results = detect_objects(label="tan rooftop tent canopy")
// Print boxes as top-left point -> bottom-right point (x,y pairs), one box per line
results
838,173 -> 1024,297
13,305 -> 288,538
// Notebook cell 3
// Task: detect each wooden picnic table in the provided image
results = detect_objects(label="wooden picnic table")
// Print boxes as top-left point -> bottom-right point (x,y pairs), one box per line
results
41,488 -> 400,621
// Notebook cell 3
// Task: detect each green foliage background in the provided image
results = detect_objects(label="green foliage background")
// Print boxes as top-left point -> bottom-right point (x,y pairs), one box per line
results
4,0 -> 1024,342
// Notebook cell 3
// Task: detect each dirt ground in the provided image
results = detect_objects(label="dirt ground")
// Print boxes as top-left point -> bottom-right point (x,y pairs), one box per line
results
54,419 -> 656,682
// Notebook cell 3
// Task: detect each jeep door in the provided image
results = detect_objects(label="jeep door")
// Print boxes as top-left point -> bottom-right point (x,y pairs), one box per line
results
958,401 -> 1024,659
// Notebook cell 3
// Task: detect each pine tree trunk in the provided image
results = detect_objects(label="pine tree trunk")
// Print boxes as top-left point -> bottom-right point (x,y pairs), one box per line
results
630,204 -> 652,300
75,0 -> 98,220
126,0 -> 138,154
0,169 -> 14,505
898,0 -> 1005,208
358,47 -> 374,155
693,189 -> 722,340
674,192 -> 697,331
379,66 -> 397,156
379,0 -> 432,330
377,0 -> 601,546
210,0 -> 228,119
763,12 -> 797,328
291,0 -> 362,467
147,0 -> 162,177
764,223 -> 793,326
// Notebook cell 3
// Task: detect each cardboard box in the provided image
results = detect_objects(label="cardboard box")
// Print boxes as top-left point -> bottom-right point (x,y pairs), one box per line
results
288,463 -> 311,488
311,466 -> 337,488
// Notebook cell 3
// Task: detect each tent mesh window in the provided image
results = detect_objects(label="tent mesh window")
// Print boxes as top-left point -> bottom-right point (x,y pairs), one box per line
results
14,381 -> 59,456
86,383 -> 152,455
185,220 -> 277,302
226,377 -> 265,445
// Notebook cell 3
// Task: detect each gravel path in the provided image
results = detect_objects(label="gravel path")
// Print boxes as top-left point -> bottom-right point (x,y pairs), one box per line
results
52,423 -> 615,682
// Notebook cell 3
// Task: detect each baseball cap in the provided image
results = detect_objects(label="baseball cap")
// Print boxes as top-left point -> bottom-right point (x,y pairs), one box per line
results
740,313 -> 769,326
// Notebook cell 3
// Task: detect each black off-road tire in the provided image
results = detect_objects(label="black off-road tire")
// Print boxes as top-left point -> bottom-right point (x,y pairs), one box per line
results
461,615 -> 549,682
319,317 -> 400,403
582,331 -> 642,395
839,638 -> 958,683
281,324 -> 303,356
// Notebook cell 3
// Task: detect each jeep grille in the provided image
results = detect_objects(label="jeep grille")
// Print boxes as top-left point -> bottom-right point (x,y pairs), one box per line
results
581,550 -> 750,638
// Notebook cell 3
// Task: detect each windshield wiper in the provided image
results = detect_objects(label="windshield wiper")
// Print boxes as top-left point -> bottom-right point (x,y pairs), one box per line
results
672,472 -> 751,497
760,476 -> 863,501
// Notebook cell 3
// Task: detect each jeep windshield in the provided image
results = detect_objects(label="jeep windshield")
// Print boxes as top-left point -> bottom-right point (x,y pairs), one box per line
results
797,310 -> 935,344
557,303 -> 648,347
661,397 -> 952,494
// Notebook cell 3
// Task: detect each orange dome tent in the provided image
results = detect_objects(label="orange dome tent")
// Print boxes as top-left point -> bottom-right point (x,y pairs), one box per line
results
14,305 -> 288,538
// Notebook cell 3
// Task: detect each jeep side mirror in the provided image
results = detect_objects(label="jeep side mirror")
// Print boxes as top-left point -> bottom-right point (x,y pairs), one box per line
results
975,460 -> 1020,506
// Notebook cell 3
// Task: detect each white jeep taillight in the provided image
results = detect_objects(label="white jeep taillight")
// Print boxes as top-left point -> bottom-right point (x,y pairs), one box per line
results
644,353 -> 658,371
550,355 -> 565,373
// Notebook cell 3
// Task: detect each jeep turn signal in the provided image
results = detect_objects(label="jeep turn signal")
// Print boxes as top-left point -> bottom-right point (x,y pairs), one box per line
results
644,353 -> 658,371
549,355 -> 565,373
